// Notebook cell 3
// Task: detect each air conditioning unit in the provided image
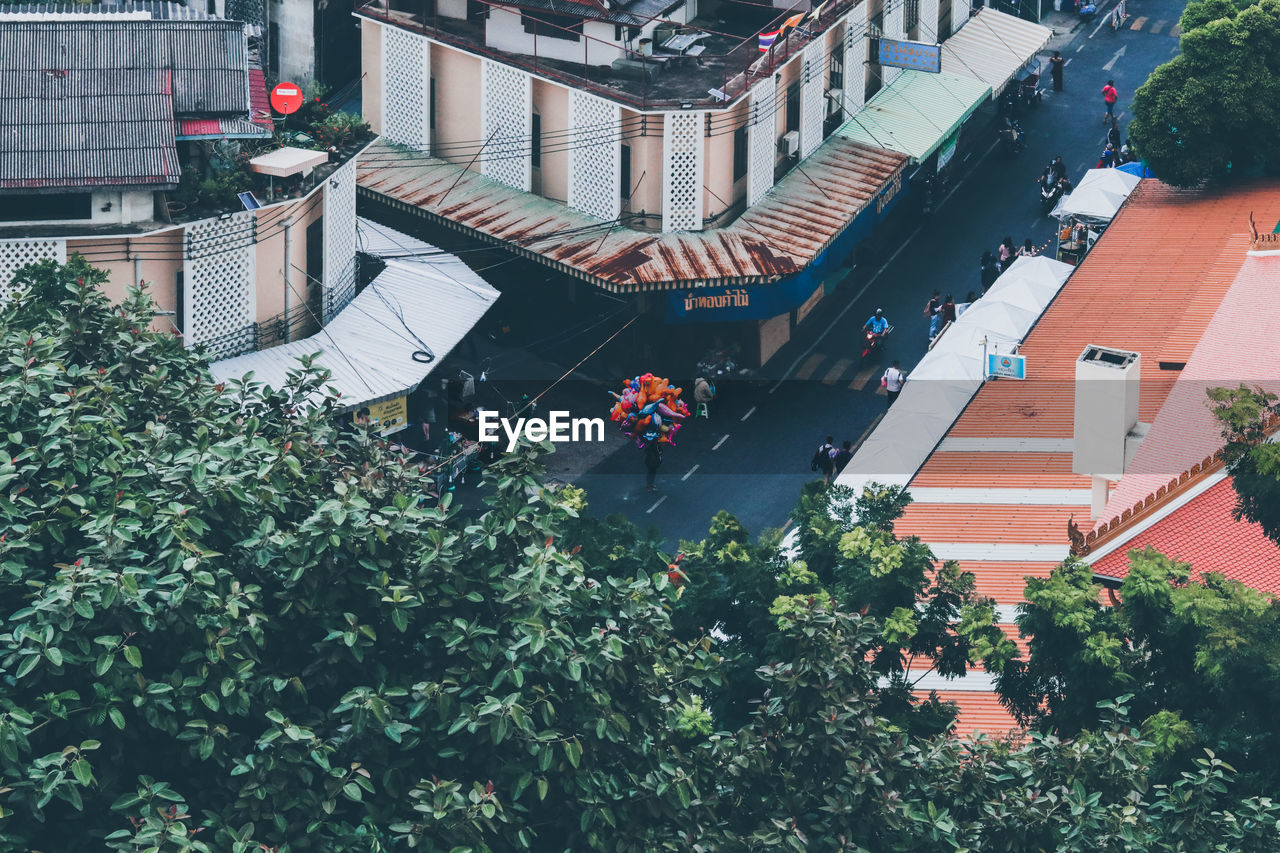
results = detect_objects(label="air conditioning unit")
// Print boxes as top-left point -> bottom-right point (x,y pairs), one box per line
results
780,130 -> 800,156
826,88 -> 843,102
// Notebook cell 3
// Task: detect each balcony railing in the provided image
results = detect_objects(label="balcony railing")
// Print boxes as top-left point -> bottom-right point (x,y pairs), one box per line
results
357,0 -> 862,110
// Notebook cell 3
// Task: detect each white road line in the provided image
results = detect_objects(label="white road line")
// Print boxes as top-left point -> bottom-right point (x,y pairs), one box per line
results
646,495 -> 668,514
1064,57 -> 1073,66
1076,43 -> 1085,52
769,140 -> 998,393
740,406 -> 756,422
1101,45 -> 1126,72
712,434 -> 730,451
681,464 -> 699,481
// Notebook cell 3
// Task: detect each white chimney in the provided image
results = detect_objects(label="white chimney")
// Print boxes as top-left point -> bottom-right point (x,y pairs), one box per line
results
1073,346 -> 1141,517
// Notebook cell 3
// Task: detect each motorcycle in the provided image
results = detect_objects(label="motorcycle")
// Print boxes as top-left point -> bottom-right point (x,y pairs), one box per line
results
1017,70 -> 1043,109
999,118 -> 1025,157
1039,174 -> 1068,214
860,324 -> 893,360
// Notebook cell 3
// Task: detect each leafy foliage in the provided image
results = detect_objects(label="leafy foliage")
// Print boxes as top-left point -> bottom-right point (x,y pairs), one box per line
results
670,482 -> 1015,737
1129,0 -> 1280,187
1211,384 -> 1280,545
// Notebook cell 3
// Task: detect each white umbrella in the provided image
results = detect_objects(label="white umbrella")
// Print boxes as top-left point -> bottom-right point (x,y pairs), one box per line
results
1051,168 -> 1141,222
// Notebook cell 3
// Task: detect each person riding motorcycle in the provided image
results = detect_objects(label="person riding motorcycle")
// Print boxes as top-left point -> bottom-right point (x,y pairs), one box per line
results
864,309 -> 889,335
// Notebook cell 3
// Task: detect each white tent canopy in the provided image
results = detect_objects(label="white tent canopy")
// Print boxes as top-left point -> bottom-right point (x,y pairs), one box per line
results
211,223 -> 500,411
938,8 -> 1053,98
1051,168 -> 1141,223
834,255 -> 1073,497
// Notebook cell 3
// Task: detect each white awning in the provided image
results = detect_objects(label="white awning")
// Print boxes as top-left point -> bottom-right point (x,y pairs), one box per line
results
835,255 -> 1073,498
211,255 -> 500,411
940,8 -> 1052,98
1051,168 -> 1142,223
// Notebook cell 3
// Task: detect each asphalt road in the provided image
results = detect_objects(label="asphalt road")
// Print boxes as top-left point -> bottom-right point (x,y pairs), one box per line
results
569,0 -> 1188,547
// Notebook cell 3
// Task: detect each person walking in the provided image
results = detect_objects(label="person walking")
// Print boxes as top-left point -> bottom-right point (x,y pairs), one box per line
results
1107,117 -> 1123,153
1050,51 -> 1064,90
811,435 -> 837,485
940,294 -> 956,327
1099,143 -> 1117,168
834,440 -> 853,474
998,236 -> 1016,270
980,251 -> 999,291
882,361 -> 905,408
644,442 -> 663,492
924,290 -> 942,341
1018,237 -> 1037,257
1101,79 -> 1118,122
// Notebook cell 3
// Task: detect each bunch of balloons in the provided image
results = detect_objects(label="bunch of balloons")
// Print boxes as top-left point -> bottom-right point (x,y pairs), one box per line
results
608,373 -> 690,448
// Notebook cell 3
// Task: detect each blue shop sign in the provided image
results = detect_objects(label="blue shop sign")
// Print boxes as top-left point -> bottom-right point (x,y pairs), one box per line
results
666,278 -> 815,323
878,38 -> 942,73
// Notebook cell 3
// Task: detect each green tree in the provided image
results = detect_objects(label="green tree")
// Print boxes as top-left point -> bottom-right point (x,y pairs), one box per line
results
1211,384 -> 1280,545
670,482 -> 1014,737
1129,0 -> 1280,187
0,258 -> 718,851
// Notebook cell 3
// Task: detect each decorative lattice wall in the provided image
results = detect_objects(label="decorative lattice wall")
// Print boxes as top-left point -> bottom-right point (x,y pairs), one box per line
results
951,0 -> 969,36
381,25 -> 431,151
843,9 -> 867,116
567,90 -> 621,222
746,77 -> 776,207
883,2 -> 905,86
0,239 -> 65,304
661,110 -> 705,232
480,59 -> 532,192
919,0 -> 940,40
324,156 -> 359,322
184,213 -> 256,359
800,38 -> 826,159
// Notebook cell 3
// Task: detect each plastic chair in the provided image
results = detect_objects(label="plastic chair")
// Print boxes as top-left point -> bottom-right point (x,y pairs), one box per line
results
696,402 -> 709,418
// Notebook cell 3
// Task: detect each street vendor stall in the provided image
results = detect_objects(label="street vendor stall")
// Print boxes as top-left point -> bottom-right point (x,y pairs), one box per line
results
1050,168 -> 1141,263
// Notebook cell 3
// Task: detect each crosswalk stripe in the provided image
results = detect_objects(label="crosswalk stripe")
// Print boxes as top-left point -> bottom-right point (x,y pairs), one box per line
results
794,353 -> 826,381
849,364 -> 878,391
1170,23 -> 1182,36
822,358 -> 853,385
1130,15 -> 1147,29
1149,19 -> 1165,33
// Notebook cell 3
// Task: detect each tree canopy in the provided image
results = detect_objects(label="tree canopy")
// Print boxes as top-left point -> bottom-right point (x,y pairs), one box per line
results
4,259 -> 1280,851
1129,0 -> 1280,187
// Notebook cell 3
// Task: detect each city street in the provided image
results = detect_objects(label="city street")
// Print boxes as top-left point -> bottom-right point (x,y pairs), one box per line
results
411,0 -> 1188,547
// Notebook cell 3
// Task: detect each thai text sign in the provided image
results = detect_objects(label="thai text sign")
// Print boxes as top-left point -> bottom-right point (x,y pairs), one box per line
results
878,38 -> 942,73
355,396 -> 409,435
987,353 -> 1027,380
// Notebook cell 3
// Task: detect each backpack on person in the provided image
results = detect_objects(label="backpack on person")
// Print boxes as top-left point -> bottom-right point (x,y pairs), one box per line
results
810,442 -> 834,472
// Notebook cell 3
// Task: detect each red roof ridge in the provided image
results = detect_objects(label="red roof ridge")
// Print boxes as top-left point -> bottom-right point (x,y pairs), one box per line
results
1069,452 -> 1224,558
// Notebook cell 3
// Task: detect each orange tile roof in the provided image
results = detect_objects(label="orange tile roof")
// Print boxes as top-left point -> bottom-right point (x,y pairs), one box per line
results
934,690 -> 1020,740
894,180 -> 1280,739
1091,476 -> 1280,593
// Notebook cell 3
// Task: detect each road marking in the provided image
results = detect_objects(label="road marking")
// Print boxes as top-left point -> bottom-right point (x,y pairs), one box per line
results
1130,15 -> 1147,29
1088,0 -> 1119,38
793,353 -> 826,381
712,434 -> 730,450
851,412 -> 885,453
740,406 -> 756,422
1102,45 -> 1126,72
681,464 -> 699,481
646,495 -> 667,513
1064,57 -> 1073,66
1076,43 -> 1085,52
770,138 -> 999,393
822,358 -> 854,385
1148,19 -> 1164,33
1170,23 -> 1182,36
849,364 -> 878,390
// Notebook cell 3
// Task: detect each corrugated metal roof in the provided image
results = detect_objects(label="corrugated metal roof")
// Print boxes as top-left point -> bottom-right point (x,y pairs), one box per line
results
356,136 -> 907,291
210,258 -> 501,410
834,70 -> 990,163
0,2 -> 219,20
176,116 -> 272,139
939,8 -> 1052,97
0,20 -> 251,190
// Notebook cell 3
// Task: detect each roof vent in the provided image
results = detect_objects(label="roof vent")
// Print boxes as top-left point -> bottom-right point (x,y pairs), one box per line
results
1073,345 -> 1140,481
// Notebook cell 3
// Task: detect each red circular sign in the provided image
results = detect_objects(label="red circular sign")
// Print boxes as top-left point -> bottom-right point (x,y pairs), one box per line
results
270,82 -> 304,115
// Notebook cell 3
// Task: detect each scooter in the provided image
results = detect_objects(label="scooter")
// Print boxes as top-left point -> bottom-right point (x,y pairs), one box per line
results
999,118 -> 1025,157
860,324 -> 893,360
1039,174 -> 1068,213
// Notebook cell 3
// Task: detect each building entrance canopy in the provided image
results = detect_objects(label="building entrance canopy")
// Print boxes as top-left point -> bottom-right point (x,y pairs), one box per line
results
833,70 -> 991,164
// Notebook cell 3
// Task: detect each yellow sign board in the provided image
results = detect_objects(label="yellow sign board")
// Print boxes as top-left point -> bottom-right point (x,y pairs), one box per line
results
354,396 -> 408,436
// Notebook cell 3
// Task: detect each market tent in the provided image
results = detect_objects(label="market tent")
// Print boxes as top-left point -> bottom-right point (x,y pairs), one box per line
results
1116,161 -> 1156,178
211,257 -> 500,411
939,8 -> 1053,98
835,254 -> 1073,498
834,70 -> 991,163
1051,168 -> 1142,223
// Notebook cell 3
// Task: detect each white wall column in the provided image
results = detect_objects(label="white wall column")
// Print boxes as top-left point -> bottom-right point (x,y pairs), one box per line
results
567,90 -> 621,222
661,111 -> 705,232
799,38 -> 826,158
746,77 -> 777,207
380,24 -> 431,151
843,7 -> 867,116
480,59 -> 533,192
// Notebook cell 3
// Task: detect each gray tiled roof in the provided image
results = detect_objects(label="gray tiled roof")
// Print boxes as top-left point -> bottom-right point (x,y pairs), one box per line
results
0,2 -> 219,20
0,20 -> 251,190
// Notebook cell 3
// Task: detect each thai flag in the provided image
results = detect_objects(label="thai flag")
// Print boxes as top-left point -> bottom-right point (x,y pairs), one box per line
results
758,29 -> 779,51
